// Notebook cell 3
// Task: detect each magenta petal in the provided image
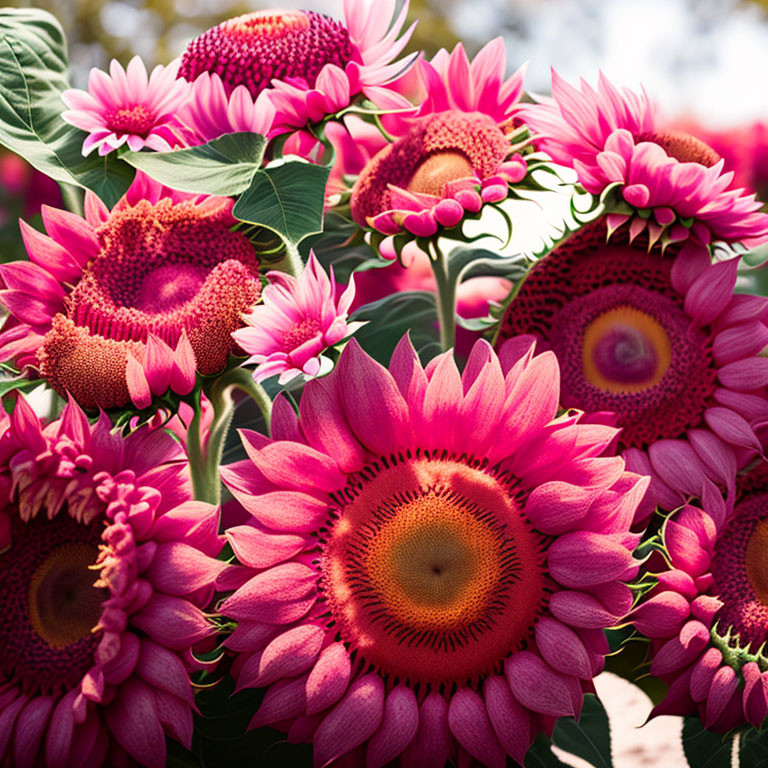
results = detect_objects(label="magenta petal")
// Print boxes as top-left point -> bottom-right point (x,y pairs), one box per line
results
548,590 -> 621,628
245,440 -> 346,495
313,674 -> 385,768
447,688 -> 506,768
300,373 -> 368,473
535,617 -> 594,679
684,258 -> 739,326
401,693 -> 450,768
690,648 -> 723,702
45,690 -> 77,768
306,643 -> 352,716
366,686 -> 419,768
220,562 -> 317,623
718,357 -> 768,390
13,696 -> 54,767
632,592 -> 690,637
245,625 -> 325,688
505,651 -> 577,717
137,639 -> 193,702
484,676 -> 534,764
249,674 -> 310,729
650,621 -> 710,676
548,531 -> 636,587
132,593 -> 214,649
337,339 -> 411,455
232,490 -> 329,533
0,694 -> 27,760
146,542 -> 225,596
226,524 -> 307,569
704,666 -> 739,728
104,679 -> 166,768
525,482 -> 599,534
154,689 -> 193,748
704,406 -> 762,452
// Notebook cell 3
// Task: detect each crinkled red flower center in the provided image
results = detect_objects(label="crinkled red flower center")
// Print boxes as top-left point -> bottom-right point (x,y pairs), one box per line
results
711,492 -> 768,653
0,511 -> 105,695
637,130 -> 721,168
320,456 -> 548,685
351,111 -> 510,226
499,222 -> 716,449
178,10 -> 354,99
282,317 -> 321,352
38,199 -> 261,409
105,104 -> 156,136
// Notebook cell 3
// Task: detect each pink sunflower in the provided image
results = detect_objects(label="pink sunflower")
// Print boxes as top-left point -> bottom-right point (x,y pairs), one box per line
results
0,174 -> 262,411
218,335 -> 647,767
521,71 -> 768,250
0,395 -> 224,767
631,463 -> 768,731
350,110 -> 528,237
232,252 -> 362,384
180,72 -> 277,144
498,221 -> 768,523
62,57 -> 192,156
178,1 -> 415,132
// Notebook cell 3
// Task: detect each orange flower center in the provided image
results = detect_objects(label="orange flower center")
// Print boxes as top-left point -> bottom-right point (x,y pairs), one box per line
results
322,457 -> 548,685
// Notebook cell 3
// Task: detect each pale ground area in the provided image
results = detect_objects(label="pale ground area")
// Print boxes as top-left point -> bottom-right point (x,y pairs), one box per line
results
554,673 -> 687,768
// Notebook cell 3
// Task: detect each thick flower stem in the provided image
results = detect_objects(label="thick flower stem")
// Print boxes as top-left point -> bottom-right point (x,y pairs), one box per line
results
429,243 -> 457,351
273,243 -> 304,278
188,368 -> 273,505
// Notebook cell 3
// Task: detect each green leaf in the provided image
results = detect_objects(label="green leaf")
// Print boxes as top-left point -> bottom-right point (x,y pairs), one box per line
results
123,132 -> 267,196
445,244 -> 528,283
681,717 -> 733,768
233,159 -> 330,247
351,291 -> 440,366
551,694 -> 613,768
0,8 -> 133,206
525,734 -> 573,767
739,729 -> 768,767
0,375 -> 46,398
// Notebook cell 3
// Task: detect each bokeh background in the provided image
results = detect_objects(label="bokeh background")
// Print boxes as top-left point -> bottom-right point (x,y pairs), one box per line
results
4,0 -> 767,764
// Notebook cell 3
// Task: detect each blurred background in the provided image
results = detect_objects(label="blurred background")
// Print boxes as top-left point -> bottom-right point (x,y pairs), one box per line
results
2,2 -> 765,763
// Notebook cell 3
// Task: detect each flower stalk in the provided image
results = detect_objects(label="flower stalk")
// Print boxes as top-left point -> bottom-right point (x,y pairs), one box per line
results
429,241 -> 457,351
188,367 -> 273,504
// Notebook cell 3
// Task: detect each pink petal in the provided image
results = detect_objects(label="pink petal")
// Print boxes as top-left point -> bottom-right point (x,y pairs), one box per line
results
484,676 -> 534,764
104,679 -> 165,768
313,674 -> 385,768
366,686 -> 419,768
306,643 -> 352,716
447,688 -> 506,768
401,693 -> 450,768
505,651 -> 577,717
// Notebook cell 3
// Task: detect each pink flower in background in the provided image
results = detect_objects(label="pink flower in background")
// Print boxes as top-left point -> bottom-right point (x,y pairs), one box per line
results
219,336 -> 645,766
179,1 -> 416,132
386,38 -> 527,136
62,57 -> 191,156
499,219 -> 768,523
0,173 -> 261,410
325,116 -> 388,199
0,396 -> 223,767
181,72 -> 276,144
233,252 -> 361,384
632,464 -> 768,731
522,71 -> 768,249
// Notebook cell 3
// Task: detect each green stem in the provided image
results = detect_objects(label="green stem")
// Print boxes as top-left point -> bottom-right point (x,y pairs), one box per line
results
188,368 -> 273,504
272,243 -> 303,278
429,243 -> 457,351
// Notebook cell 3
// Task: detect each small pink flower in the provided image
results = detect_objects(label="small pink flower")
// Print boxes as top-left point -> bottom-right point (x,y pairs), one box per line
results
62,57 -> 192,156
521,71 -> 768,248
233,252 -> 363,384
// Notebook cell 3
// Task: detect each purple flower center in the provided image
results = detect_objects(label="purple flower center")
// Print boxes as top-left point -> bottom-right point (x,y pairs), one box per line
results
134,263 -> 209,314
592,324 -> 658,383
